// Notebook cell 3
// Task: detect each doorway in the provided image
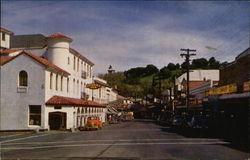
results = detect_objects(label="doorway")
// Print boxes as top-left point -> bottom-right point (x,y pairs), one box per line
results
49,112 -> 67,130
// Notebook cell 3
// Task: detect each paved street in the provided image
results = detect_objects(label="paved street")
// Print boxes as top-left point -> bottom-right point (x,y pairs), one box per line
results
1,120 -> 249,160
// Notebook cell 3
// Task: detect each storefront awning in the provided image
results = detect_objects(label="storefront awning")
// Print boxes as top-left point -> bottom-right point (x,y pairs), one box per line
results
46,96 -> 106,108
106,107 -> 118,114
219,92 -> 250,100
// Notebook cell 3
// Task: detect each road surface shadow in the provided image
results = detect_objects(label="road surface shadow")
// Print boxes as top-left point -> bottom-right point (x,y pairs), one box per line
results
12,158 -> 180,160
160,125 -> 250,153
43,157 -> 140,160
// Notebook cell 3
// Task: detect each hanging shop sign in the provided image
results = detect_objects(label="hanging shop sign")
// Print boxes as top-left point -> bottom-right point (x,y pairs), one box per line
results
86,83 -> 102,89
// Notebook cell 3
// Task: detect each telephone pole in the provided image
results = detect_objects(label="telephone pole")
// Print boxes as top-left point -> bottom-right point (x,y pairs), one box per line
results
180,48 -> 196,111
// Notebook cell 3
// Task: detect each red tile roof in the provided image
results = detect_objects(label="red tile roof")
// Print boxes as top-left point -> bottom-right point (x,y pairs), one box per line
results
0,50 -> 70,75
47,33 -> 72,42
46,96 -> 106,108
0,56 -> 16,66
0,49 -> 20,55
69,48 -> 94,66
0,27 -> 13,34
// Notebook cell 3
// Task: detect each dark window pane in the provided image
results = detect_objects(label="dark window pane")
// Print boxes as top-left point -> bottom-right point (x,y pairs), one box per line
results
19,71 -> 28,86
29,105 -> 41,125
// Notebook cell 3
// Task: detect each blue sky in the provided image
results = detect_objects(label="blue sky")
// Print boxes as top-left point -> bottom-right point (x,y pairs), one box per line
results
1,1 -> 249,74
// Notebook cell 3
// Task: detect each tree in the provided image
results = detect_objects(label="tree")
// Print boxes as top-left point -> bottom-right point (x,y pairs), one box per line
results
175,63 -> 180,69
181,61 -> 188,70
144,64 -> 159,76
101,72 -> 125,87
124,67 -> 145,84
167,63 -> 176,71
208,57 -> 220,69
220,61 -> 229,68
159,67 -> 172,79
191,58 -> 208,69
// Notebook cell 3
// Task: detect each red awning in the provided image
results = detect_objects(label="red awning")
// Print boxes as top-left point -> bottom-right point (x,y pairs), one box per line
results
46,96 -> 106,108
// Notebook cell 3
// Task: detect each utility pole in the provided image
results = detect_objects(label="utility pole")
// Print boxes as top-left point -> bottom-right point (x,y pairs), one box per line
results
159,76 -> 162,105
180,48 -> 196,111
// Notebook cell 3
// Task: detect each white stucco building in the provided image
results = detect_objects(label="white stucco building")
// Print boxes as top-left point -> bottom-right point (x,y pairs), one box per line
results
92,77 -> 118,104
175,69 -> 220,92
0,27 -> 107,131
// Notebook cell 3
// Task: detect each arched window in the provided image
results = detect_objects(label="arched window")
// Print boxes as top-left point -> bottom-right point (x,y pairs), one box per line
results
19,71 -> 28,87
50,73 -> 53,89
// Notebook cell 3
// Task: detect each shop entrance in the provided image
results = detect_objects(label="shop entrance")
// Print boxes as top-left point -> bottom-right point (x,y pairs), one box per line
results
49,112 -> 67,130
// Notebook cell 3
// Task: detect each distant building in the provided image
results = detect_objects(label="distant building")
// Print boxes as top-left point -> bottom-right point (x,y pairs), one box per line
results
190,80 -> 218,102
92,77 -> 118,104
108,65 -> 115,74
108,95 -> 133,111
175,69 -> 219,94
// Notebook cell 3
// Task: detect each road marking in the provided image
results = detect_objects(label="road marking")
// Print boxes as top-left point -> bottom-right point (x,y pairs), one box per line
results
0,134 -> 22,138
1,141 -> 230,150
2,138 -> 223,145
0,134 -> 50,144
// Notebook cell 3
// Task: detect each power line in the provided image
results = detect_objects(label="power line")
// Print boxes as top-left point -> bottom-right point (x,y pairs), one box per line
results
205,27 -> 249,58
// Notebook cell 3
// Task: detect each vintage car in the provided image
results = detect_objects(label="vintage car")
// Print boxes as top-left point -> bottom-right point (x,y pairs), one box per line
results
79,116 -> 103,131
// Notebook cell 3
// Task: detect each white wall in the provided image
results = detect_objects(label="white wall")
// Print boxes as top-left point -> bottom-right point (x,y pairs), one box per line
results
1,34 -> 105,130
45,106 -> 75,129
176,70 -> 219,91
92,77 -> 118,104
0,54 -> 46,130
75,107 -> 106,126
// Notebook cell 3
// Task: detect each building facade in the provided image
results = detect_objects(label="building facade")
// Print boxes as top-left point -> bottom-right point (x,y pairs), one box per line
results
190,80 -> 218,102
0,27 -> 107,131
207,48 -> 250,141
175,69 -> 219,93
92,77 -> 117,104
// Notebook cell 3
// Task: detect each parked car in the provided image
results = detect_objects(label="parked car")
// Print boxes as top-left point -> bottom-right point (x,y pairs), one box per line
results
109,119 -> 118,124
171,115 -> 184,127
187,115 -> 208,129
79,116 -> 103,131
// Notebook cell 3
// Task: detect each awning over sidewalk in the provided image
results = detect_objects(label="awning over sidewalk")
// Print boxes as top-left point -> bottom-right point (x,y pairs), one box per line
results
106,106 -> 118,114
46,96 -> 106,108
219,92 -> 250,100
